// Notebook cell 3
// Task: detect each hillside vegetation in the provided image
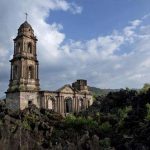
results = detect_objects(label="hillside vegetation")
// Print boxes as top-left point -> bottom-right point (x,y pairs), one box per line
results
0,88 -> 150,149
89,86 -> 119,96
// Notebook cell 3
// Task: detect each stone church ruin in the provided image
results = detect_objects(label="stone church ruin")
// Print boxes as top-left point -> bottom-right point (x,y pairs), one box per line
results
6,20 -> 93,115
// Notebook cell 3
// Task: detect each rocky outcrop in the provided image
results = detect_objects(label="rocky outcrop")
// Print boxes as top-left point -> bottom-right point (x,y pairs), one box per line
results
0,103 -> 102,150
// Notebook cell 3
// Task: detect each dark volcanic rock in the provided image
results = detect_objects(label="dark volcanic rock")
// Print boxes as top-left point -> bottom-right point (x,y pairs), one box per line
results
1,89 -> 150,149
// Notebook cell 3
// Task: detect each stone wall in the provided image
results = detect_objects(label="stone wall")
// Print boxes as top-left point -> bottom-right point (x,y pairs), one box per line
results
20,92 -> 39,110
6,92 -> 39,110
40,90 -> 93,115
6,92 -> 20,110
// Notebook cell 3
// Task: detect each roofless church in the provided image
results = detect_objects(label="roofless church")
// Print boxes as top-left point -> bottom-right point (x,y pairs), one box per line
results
5,18 -> 93,115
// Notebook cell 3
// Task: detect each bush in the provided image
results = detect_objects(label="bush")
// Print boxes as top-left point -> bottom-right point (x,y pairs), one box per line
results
99,138 -> 111,149
145,103 -> 150,121
65,115 -> 98,129
22,120 -> 31,130
99,121 -> 112,133
22,114 -> 38,130
118,106 -> 132,127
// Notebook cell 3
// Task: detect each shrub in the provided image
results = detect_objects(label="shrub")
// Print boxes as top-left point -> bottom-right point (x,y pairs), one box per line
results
22,120 -> 31,130
145,103 -> 150,121
22,114 -> 38,130
65,115 -> 98,129
99,138 -> 111,149
118,106 -> 132,127
99,121 -> 112,133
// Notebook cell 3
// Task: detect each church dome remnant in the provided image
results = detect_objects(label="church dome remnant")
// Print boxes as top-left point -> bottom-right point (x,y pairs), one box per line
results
19,21 -> 32,29
17,21 -> 35,38
5,19 -> 93,115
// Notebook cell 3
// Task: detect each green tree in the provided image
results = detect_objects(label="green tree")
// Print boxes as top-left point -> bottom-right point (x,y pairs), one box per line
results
99,121 -> 112,133
145,103 -> 150,121
141,83 -> 150,92
118,106 -> 132,127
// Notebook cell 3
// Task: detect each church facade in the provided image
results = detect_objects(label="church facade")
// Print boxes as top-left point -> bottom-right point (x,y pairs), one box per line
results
6,21 -> 93,115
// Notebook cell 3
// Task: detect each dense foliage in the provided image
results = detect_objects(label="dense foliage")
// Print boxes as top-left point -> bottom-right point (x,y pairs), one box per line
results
0,89 -> 150,149
79,89 -> 150,149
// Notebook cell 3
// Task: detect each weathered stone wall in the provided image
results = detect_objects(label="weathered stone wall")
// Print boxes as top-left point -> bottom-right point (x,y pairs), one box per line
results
40,90 -> 93,116
20,92 -> 39,110
6,90 -> 93,113
6,92 -> 40,110
6,92 -> 20,110
39,92 -> 57,109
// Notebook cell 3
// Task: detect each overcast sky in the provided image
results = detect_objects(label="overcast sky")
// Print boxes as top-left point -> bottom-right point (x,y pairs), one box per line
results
1,0 -> 150,97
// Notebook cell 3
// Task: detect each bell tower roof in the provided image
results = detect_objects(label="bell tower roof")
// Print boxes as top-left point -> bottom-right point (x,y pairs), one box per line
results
15,20 -> 36,41
19,21 -> 32,29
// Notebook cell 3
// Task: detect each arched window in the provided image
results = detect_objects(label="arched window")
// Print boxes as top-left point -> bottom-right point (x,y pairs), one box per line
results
47,99 -> 55,110
28,66 -> 34,79
28,43 -> 32,53
18,42 -> 21,53
13,65 -> 18,79
65,98 -> 73,113
79,98 -> 84,110
48,100 -> 53,109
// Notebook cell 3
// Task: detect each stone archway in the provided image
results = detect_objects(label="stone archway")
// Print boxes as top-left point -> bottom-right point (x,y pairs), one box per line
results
64,97 -> 73,113
47,99 -> 53,110
47,96 -> 55,110
79,98 -> 84,110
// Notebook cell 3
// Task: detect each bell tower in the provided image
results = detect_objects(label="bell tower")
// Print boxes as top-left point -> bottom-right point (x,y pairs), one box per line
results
8,21 -> 40,91
6,20 -> 40,110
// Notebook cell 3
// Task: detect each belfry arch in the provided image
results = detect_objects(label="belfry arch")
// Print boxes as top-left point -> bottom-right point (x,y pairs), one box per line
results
13,65 -> 18,79
28,42 -> 32,53
28,66 -> 34,79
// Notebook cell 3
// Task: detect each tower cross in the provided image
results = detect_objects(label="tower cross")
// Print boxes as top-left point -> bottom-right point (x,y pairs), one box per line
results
25,13 -> 28,21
